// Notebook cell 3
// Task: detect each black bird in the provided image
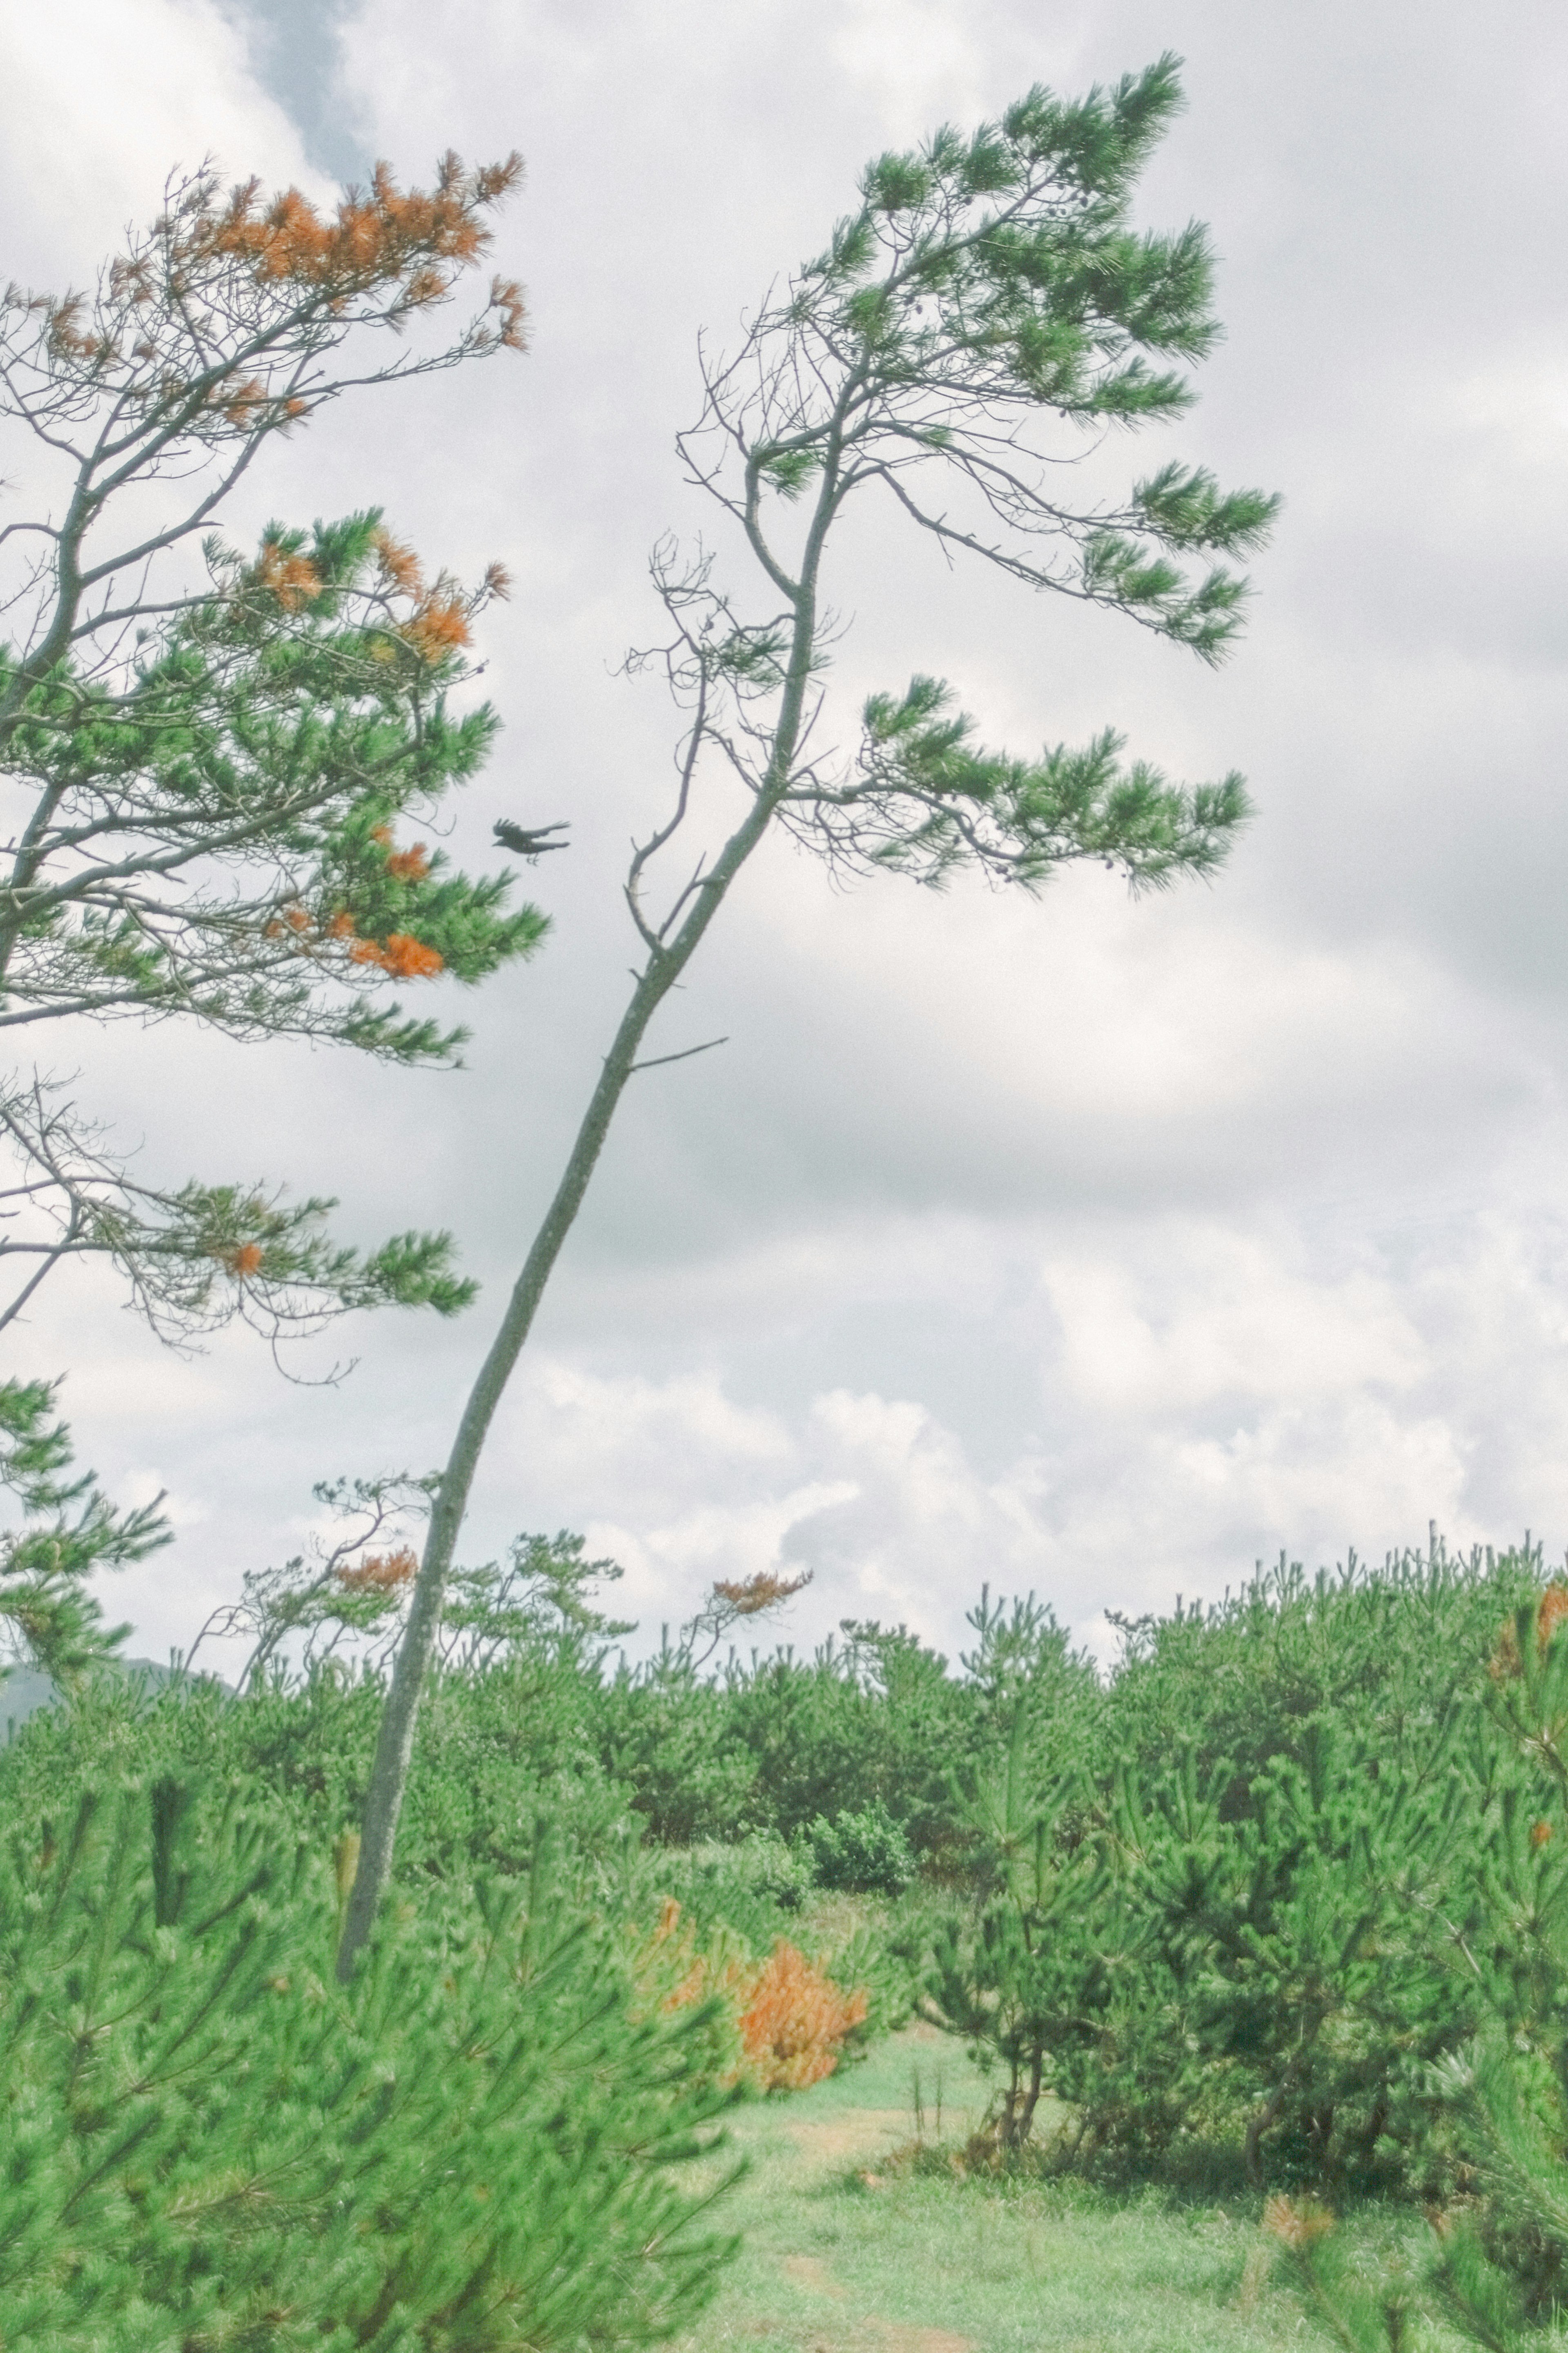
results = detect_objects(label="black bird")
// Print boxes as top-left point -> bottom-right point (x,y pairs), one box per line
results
493,819 -> 570,861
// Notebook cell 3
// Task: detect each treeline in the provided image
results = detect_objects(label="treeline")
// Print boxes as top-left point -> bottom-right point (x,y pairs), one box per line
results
0,1533 -> 1548,2170
15,1534 -> 1568,2349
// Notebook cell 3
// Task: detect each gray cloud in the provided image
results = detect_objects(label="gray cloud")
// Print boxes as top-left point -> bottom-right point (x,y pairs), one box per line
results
4,0 -> 1568,1671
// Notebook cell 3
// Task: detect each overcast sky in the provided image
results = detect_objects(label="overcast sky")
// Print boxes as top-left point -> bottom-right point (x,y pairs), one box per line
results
3,0 -> 1567,1677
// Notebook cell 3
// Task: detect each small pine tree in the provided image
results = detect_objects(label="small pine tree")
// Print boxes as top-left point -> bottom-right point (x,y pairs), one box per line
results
0,1778 -> 739,2349
0,1377 -> 166,1684
1269,1586 -> 1568,2350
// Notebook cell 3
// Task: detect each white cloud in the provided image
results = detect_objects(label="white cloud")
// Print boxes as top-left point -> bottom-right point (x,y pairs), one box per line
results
1042,1226 -> 1428,1417
5,0 -> 1568,1684
825,0 -> 991,134
119,1470 -> 209,1530
0,0 -> 321,285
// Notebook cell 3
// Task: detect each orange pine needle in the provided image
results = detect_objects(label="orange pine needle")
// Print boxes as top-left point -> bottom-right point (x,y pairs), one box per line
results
348,930 -> 443,977
1491,1580 -> 1568,1679
711,1570 -> 813,1617
254,538 -> 322,610
736,1942 -> 869,2092
400,587 -> 472,661
372,529 -> 424,597
337,1545 -> 419,1595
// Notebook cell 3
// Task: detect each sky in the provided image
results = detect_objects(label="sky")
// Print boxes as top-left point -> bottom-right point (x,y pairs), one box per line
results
2,0 -> 1567,1679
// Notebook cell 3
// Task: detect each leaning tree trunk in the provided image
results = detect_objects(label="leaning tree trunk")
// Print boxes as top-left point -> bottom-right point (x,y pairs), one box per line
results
334,558 -> 828,1979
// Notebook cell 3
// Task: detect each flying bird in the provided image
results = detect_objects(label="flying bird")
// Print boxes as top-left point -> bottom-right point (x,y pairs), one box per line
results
493,818 -> 570,861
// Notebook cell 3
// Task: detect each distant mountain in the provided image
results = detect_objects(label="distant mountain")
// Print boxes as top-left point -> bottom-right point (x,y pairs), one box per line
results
1,1656 -> 207,1740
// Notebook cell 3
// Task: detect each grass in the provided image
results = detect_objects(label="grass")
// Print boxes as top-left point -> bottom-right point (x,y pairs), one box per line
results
675,2023 -> 1464,2353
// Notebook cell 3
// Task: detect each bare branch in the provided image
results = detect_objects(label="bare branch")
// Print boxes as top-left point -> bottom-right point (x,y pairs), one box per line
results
628,1033 -> 728,1075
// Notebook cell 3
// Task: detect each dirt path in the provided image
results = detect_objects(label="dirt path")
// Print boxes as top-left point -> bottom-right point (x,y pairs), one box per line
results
677,2024 -> 993,2352
781,2107 -> 913,2169
782,2248 -> 975,2353
682,2023 -> 1317,2353
771,2098 -> 977,2353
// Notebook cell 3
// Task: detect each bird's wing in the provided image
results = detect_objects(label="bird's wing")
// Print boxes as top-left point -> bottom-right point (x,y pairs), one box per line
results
494,819 -> 571,857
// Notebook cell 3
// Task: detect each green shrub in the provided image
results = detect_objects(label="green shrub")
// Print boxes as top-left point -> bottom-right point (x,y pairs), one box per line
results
1267,1595 -> 1568,2346
696,1827 -> 815,1913
0,1654 -> 630,1889
14,1532 -> 1546,2207
807,1800 -> 916,1895
602,1653 -> 762,1845
642,1832 -> 815,1964
928,1556 -> 1532,2188
0,1777 -> 737,2349
600,1623 -> 983,1856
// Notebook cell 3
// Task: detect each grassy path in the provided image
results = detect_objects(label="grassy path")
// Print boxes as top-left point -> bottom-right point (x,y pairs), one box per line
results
676,2025 -> 1449,2353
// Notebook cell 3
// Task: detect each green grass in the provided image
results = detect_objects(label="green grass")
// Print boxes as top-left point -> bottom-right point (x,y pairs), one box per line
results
676,2025 -> 1463,2353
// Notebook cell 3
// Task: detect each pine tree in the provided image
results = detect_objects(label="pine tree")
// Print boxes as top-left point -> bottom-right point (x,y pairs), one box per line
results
0,156 -> 546,1347
1267,1587 -> 1568,2349
0,1777 -> 738,2348
342,55 -> 1280,1975
0,1376 -> 166,1682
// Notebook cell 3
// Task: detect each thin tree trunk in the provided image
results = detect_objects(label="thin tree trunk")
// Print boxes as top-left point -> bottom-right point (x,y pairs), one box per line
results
336,571 -> 829,1977
1245,2079 -> 1288,2188
1018,2045 -> 1045,2147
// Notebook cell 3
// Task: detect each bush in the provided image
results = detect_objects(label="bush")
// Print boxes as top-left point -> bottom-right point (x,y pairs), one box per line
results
635,1898 -> 869,2094
19,1537 -> 1545,2203
927,1555 -> 1536,2186
737,1940 -> 869,2091
601,1624 -> 984,1856
658,1828 -> 815,1929
0,1778 -> 736,2349
0,1654 -> 632,1889
602,1655 -> 762,1844
808,1799 -> 917,1894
